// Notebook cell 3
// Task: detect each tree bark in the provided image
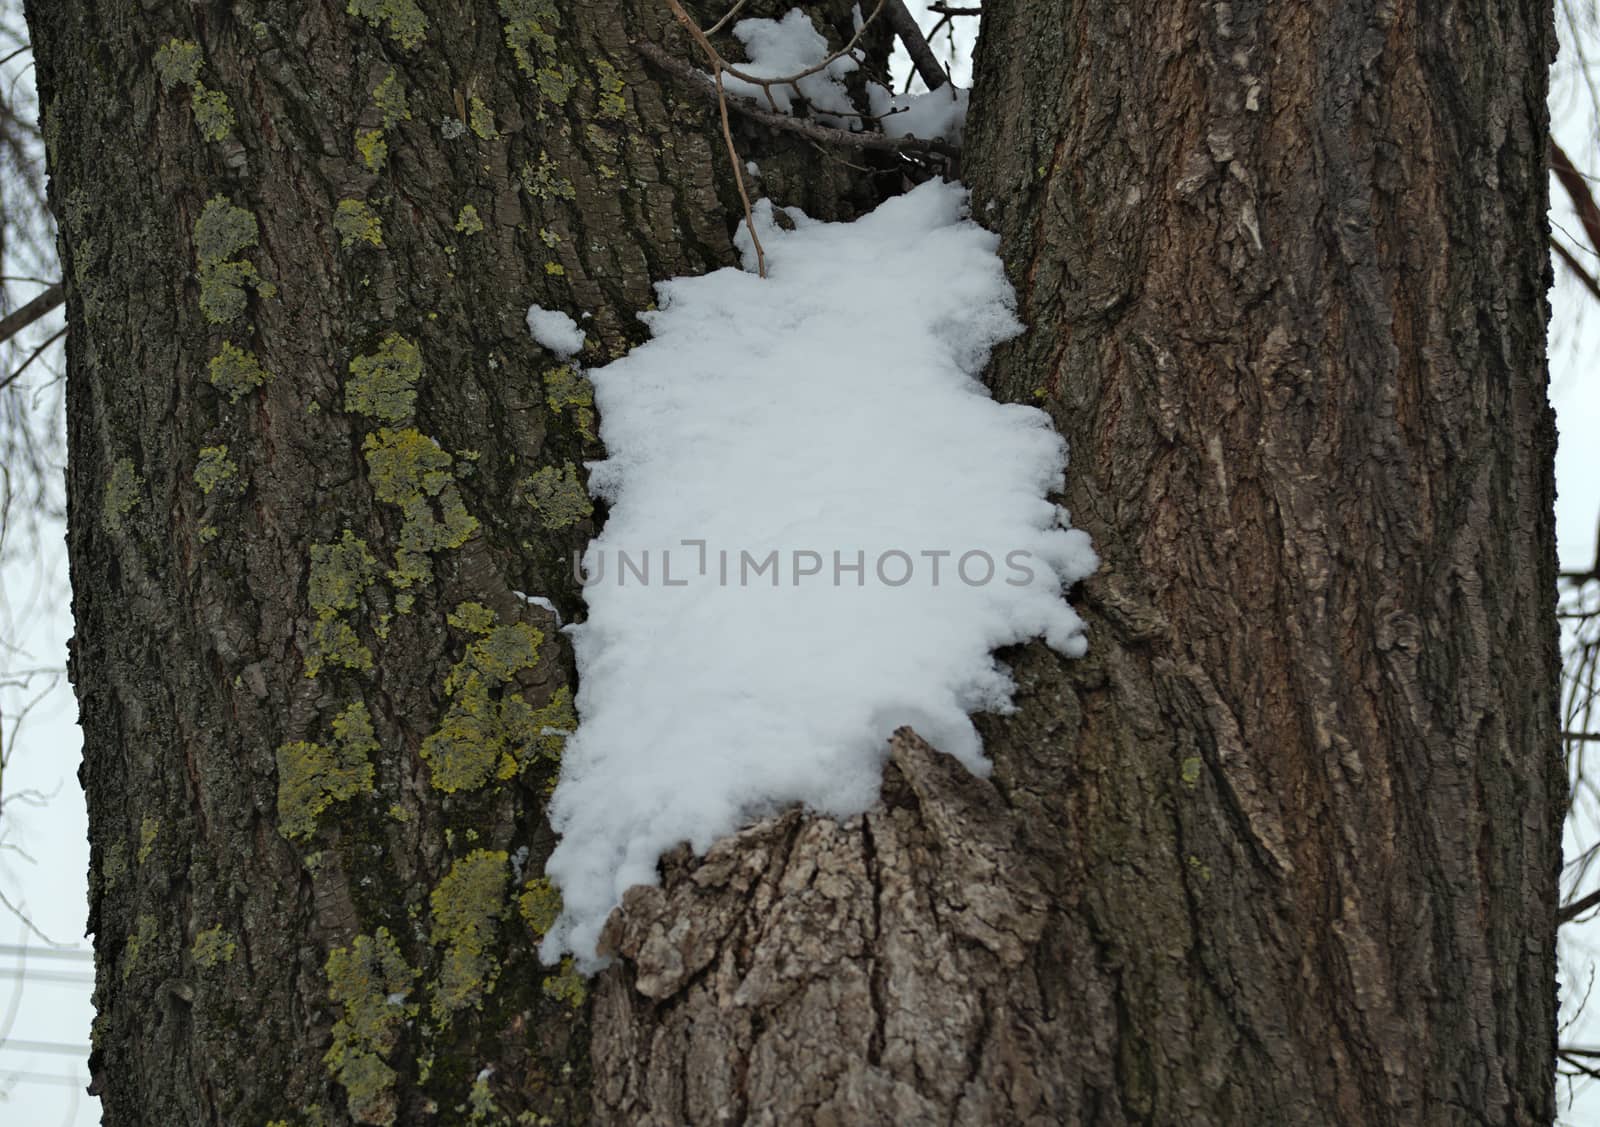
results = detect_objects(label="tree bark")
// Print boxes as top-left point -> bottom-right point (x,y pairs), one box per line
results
27,1 -> 887,1123
590,2 -> 1565,1125
30,0 -> 1561,1123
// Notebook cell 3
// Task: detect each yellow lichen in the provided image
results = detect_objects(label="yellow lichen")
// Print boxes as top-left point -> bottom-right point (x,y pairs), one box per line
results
208,341 -> 271,401
309,531 -> 379,617
194,197 -> 265,324
421,605 -> 569,792
334,199 -> 384,248
123,914 -> 158,981
346,334 -> 422,422
521,462 -> 592,528
138,815 -> 159,864
541,957 -> 586,1009
517,877 -> 560,937
192,84 -> 235,141
521,152 -> 575,201
430,849 -> 508,1017
194,445 -> 239,495
498,0 -> 560,77
103,458 -> 142,534
468,96 -> 497,140
543,365 -> 594,437
535,65 -> 576,108
373,69 -> 411,128
307,616 -> 375,678
356,128 -> 389,172
275,702 -> 379,839
154,39 -> 202,89
454,204 -> 484,235
362,428 -> 479,598
346,0 -> 428,49
594,60 -> 627,120
324,928 -> 416,1127
192,925 -> 237,967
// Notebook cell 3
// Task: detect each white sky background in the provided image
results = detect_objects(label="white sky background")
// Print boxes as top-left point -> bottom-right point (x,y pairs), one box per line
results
0,2 -> 1594,1122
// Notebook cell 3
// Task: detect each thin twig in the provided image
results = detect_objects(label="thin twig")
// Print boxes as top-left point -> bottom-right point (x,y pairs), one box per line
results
929,2 -> 982,14
886,0 -> 948,91
0,325 -> 65,396
1553,138 -> 1600,264
662,0 -> 766,275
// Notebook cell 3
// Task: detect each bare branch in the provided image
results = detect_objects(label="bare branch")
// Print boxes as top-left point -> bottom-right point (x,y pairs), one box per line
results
0,281 -> 60,349
1553,138 -> 1600,265
636,40 -> 959,162
886,0 -> 948,92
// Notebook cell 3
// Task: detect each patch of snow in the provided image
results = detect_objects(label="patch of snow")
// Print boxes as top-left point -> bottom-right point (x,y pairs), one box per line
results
723,9 -> 862,124
526,304 -> 585,358
875,84 -> 970,145
540,181 -> 1096,968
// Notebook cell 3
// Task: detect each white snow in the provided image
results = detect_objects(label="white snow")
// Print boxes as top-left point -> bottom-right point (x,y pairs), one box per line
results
526,304 -> 585,358
722,9 -> 862,122
719,8 -> 971,142
539,180 -> 1097,967
873,85 -> 971,144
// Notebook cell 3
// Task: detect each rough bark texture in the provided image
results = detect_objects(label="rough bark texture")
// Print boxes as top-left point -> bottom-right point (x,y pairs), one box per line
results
32,0 -> 1560,1123
590,1 -> 1564,1126
28,1 -> 890,1123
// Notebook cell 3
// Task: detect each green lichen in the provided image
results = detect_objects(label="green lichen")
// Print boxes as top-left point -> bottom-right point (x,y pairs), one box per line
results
195,197 -> 264,324
325,928 -> 417,1127
276,702 -> 379,839
1180,756 -> 1202,788
138,815 -> 159,863
347,0 -> 428,49
307,616 -> 375,678
521,152 -> 574,202
541,957 -> 586,1009
584,122 -> 619,157
208,341 -> 271,401
194,445 -> 239,495
594,60 -> 627,120
421,605 -> 570,792
103,840 -> 128,888
192,925 -> 237,968
499,0 -> 560,77
538,227 -> 560,248
356,128 -> 389,172
362,428 -> 479,599
517,877 -> 560,937
200,524 -> 220,543
123,914 -> 158,981
542,365 -> 594,436
310,531 -> 379,616
454,205 -> 484,236
466,1075 -> 501,1125
468,96 -> 497,140
334,199 -> 384,249
192,84 -> 235,141
103,458 -> 143,534
373,69 -> 411,128
535,64 -> 576,107
154,39 -> 203,89
346,334 -> 421,422
522,462 -> 592,529
430,849 -> 508,1017
543,262 -> 565,276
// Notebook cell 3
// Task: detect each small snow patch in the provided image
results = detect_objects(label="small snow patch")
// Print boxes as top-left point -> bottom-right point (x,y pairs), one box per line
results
526,304 -> 585,358
540,181 -> 1096,967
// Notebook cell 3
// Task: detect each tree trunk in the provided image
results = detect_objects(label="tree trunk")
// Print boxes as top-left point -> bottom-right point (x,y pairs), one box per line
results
28,2 -> 886,1123
31,0 -> 1560,1124
589,2 -> 1564,1125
